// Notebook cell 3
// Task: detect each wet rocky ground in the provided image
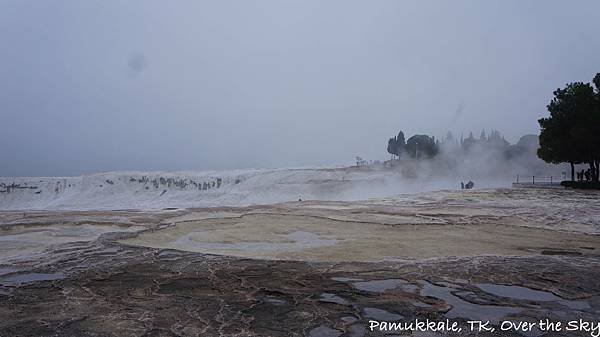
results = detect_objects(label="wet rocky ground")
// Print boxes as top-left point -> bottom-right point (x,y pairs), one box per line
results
1,238 -> 599,336
1,188 -> 599,336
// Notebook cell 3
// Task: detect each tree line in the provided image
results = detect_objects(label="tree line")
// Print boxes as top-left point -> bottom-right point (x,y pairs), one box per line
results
387,129 -> 531,160
387,131 -> 439,160
538,73 -> 600,182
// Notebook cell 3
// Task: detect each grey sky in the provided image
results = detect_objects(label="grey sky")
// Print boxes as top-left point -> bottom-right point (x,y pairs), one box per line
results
2,1 -> 600,176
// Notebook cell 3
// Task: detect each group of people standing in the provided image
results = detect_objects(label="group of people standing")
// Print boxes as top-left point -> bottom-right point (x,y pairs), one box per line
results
576,169 -> 595,182
460,181 -> 474,190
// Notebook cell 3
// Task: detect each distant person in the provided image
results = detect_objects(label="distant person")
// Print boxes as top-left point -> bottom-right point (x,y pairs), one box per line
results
298,198 -> 302,202
461,182 -> 464,189
585,169 -> 591,182
465,181 -> 474,189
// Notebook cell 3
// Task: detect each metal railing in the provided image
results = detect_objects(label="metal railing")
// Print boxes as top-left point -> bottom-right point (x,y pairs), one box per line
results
514,174 -> 562,185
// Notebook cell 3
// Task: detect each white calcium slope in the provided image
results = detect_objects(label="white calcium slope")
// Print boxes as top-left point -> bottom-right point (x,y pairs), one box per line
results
0,167 -> 509,211
0,168 -> 385,210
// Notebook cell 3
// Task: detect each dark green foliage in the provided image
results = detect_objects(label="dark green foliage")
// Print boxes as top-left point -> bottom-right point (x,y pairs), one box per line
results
405,135 -> 438,159
538,74 -> 600,182
387,131 -> 406,157
386,129 -> 518,161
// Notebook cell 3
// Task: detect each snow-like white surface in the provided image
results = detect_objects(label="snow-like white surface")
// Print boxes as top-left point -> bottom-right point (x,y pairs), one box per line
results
0,167 -> 511,211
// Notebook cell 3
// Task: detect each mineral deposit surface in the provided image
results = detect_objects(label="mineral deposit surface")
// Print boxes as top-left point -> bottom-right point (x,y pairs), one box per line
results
1,187 -> 599,336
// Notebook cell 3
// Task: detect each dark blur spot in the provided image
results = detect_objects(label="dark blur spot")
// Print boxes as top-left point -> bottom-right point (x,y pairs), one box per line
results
128,52 -> 146,75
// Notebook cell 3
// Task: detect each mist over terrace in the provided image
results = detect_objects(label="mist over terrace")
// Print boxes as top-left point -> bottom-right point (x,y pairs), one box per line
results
2,1 -> 600,176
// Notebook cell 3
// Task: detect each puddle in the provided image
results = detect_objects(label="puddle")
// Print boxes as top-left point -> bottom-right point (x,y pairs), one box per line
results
352,279 -> 415,293
264,296 -> 287,305
363,307 -> 403,321
420,281 -> 521,323
0,267 -> 19,276
319,293 -> 348,305
309,325 -> 342,337
477,283 -> 590,310
331,277 -> 363,282
157,250 -> 188,261
411,300 -> 432,308
1,272 -> 65,286
348,324 -> 365,337
477,283 -> 561,301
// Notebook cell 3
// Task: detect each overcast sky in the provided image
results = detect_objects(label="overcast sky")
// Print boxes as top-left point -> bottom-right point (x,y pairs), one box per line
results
2,1 -> 600,176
